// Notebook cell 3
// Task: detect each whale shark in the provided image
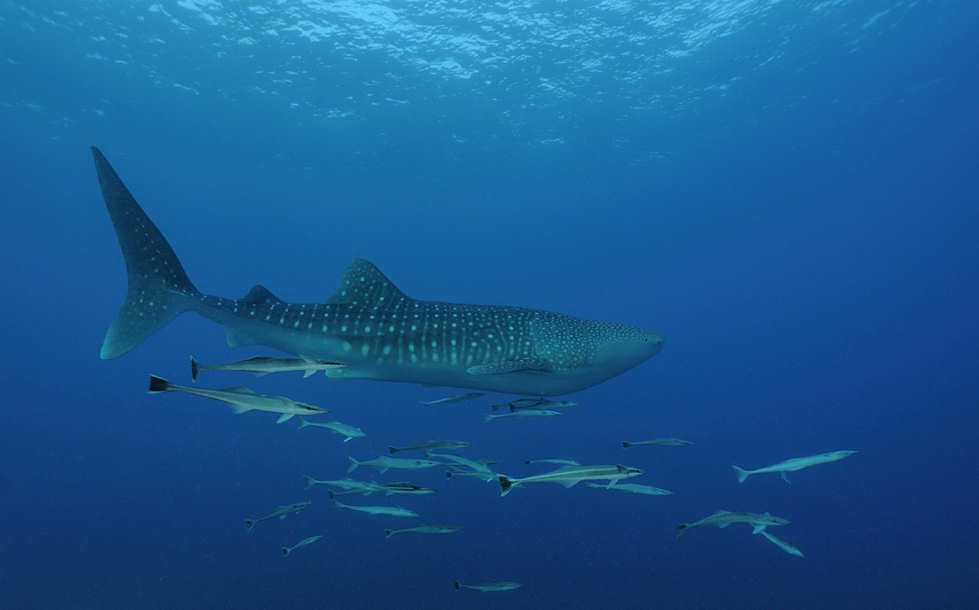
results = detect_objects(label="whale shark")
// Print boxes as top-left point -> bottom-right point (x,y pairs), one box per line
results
91,147 -> 663,396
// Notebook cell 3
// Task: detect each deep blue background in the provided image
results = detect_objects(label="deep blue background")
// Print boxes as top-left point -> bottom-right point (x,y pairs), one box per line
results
1,2 -> 977,609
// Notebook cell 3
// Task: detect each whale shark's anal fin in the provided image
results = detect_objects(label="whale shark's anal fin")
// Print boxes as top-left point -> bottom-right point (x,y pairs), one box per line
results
92,147 -> 200,359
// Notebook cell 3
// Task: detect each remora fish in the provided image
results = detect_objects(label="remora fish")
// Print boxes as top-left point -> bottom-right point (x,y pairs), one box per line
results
454,581 -> 522,592
330,493 -> 419,518
419,392 -> 485,406
347,455 -> 442,474
676,510 -> 789,536
524,458 -> 580,466
428,453 -> 495,477
298,418 -> 366,442
148,376 -> 327,423
302,476 -> 379,493
378,482 -> 438,495
491,397 -> 578,411
244,501 -> 311,531
509,399 -> 577,412
91,147 -> 663,397
497,464 -> 642,497
388,440 -> 471,454
758,530 -> 805,558
281,534 -> 323,557
385,525 -> 460,538
622,438 -> 693,447
190,355 -> 346,381
586,482 -> 673,496
732,450 -> 858,483
485,409 -> 562,422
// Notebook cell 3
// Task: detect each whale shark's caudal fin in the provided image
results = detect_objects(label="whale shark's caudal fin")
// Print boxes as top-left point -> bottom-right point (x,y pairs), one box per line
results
91,147 -> 200,359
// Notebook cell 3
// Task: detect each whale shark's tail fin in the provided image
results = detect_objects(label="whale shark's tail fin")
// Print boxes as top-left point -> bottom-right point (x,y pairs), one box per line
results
92,147 -> 200,359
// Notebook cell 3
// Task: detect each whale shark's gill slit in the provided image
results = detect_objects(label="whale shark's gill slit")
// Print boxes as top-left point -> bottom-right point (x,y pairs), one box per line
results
92,146 -> 200,359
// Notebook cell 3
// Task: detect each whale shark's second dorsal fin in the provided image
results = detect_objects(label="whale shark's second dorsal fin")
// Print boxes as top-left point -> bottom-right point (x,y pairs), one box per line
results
326,258 -> 408,308
241,284 -> 283,307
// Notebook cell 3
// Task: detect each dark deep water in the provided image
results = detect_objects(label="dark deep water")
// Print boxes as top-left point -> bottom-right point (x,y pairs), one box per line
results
1,2 -> 977,608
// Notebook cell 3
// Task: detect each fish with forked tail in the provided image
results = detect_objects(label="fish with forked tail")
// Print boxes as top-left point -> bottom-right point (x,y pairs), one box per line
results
148,376 -> 327,423
732,450 -> 858,484
497,464 -> 642,496
190,355 -> 346,381
90,147 -> 663,397
244,501 -> 311,531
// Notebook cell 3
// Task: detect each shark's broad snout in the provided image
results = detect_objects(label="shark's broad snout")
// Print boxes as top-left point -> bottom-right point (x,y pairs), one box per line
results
642,330 -> 664,358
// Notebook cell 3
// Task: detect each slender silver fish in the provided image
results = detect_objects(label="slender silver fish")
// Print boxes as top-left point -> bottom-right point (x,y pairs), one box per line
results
732,450 -> 858,483
302,476 -> 379,493
388,440 -> 471,454
379,482 -> 438,495
622,438 -> 693,447
524,458 -> 580,466
429,453 -> 496,481
586,482 -> 673,496
148,376 -> 328,424
759,530 -> 805,558
347,455 -> 442,474
299,418 -> 366,442
454,581 -> 522,592
190,355 -> 346,381
485,409 -> 561,422
509,399 -> 577,412
419,392 -> 485,406
281,534 -> 323,556
385,525 -> 461,538
244,501 -> 311,531
446,468 -> 497,481
330,493 -> 419,518
497,464 -> 642,496
676,510 -> 789,536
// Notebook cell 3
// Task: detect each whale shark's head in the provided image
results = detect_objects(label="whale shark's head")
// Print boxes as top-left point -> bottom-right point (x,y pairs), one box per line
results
591,322 -> 664,377
530,315 -> 663,385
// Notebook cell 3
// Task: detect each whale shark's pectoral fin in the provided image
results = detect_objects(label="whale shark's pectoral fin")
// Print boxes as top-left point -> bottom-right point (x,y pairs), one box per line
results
780,472 -> 792,486
276,413 -> 295,424
752,525 -> 767,534
466,359 -> 552,376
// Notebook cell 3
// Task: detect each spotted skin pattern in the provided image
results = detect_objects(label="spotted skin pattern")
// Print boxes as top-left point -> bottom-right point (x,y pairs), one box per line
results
92,147 -> 663,396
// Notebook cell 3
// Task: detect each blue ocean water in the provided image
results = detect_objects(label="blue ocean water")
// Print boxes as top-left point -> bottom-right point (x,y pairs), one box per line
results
1,1 -> 978,608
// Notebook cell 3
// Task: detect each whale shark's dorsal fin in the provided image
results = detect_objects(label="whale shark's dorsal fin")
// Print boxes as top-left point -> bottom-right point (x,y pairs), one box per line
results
241,285 -> 282,307
326,258 -> 409,308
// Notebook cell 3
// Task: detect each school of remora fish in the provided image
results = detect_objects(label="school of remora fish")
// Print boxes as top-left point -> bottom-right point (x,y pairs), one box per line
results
93,148 -> 856,592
